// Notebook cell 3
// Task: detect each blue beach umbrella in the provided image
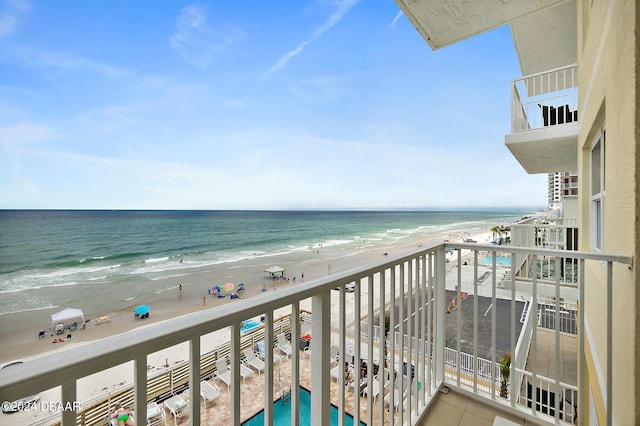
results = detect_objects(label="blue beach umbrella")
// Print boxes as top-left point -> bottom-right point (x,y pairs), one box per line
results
134,305 -> 150,318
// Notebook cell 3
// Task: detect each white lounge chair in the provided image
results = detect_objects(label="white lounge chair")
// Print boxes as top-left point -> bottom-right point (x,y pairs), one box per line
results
146,401 -> 166,426
362,375 -> 385,403
276,333 -> 292,356
199,381 -> 220,407
331,362 -> 353,383
164,394 -> 188,426
215,359 -> 231,389
243,348 -> 265,375
239,362 -> 254,382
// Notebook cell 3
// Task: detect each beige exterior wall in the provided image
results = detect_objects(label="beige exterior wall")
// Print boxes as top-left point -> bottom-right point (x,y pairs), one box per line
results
577,0 -> 638,424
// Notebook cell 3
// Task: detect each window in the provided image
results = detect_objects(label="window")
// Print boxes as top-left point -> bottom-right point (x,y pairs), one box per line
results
590,129 -> 605,251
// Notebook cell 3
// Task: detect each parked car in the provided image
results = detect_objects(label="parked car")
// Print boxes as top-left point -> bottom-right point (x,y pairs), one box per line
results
0,360 -> 40,413
333,282 -> 356,292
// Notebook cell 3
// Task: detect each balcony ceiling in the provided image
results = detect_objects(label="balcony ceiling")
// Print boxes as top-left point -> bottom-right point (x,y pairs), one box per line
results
395,0 -> 577,75
505,123 -> 578,173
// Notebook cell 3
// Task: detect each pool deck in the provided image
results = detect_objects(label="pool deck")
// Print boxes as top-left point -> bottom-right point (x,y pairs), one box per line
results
168,353 -> 390,425
164,349 -> 534,426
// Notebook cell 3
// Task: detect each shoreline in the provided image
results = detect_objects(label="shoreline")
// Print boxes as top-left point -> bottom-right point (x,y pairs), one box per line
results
0,227 -> 500,425
0,226 -> 498,364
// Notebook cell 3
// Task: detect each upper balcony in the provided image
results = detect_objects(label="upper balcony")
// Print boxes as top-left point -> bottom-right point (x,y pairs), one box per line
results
0,243 -> 630,426
505,64 -> 579,174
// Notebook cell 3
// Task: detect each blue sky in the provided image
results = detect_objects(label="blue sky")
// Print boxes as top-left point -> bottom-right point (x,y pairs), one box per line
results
0,0 -> 547,210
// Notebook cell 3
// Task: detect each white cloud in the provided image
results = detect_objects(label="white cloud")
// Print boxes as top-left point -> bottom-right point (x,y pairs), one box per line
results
390,10 -> 403,27
0,0 -> 30,38
262,0 -> 360,79
38,51 -> 132,78
170,3 -> 245,69
0,121 -> 53,150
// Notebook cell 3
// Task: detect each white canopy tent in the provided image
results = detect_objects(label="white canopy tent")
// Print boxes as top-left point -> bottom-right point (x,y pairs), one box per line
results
50,308 -> 85,334
264,265 -> 286,278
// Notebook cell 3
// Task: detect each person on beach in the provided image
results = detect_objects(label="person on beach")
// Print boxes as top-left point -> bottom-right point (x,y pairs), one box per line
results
111,403 -> 134,426
203,296 -> 206,305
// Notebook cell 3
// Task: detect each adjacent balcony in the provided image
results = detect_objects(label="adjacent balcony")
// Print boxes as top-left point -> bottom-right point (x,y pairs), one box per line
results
510,216 -> 580,286
0,242 -> 631,426
505,64 -> 579,174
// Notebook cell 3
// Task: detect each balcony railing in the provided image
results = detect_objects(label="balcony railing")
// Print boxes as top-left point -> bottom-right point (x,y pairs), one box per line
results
511,64 -> 578,132
0,243 -> 631,426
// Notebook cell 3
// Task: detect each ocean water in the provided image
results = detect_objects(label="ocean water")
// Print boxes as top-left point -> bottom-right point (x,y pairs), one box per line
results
0,209 -> 530,317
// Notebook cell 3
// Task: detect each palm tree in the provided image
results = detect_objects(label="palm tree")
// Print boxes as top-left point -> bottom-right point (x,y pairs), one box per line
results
491,226 -> 501,243
499,352 -> 512,398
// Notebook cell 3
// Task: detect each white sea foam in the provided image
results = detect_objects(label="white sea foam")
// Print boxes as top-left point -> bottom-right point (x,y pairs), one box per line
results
0,304 -> 59,316
145,257 -> 169,263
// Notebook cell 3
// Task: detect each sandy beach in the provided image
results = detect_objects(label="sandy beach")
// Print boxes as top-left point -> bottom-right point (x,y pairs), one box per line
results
0,225 -> 497,425
1,226 -> 497,362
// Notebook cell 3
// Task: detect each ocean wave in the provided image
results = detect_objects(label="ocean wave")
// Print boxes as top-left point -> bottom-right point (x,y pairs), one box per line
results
0,304 -> 59,316
145,257 -> 169,264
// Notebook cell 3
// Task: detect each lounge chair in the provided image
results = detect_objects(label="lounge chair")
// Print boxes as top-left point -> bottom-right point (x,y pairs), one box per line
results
164,394 -> 188,426
243,348 -> 265,375
215,359 -> 231,389
330,345 -> 339,365
146,401 -> 166,426
362,374 -> 386,403
199,381 -> 220,407
257,340 -> 283,363
276,333 -> 291,356
331,362 -> 353,383
239,363 -> 254,382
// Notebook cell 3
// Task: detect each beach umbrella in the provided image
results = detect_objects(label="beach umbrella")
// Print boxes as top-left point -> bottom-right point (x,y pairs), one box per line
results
221,282 -> 235,293
134,305 -> 150,318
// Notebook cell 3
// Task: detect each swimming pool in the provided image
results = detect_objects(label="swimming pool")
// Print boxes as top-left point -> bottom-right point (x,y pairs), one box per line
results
479,255 -> 512,268
242,386 -> 365,426
240,319 -> 262,334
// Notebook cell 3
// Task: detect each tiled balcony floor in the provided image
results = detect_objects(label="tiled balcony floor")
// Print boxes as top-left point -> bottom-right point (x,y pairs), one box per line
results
417,388 -> 534,426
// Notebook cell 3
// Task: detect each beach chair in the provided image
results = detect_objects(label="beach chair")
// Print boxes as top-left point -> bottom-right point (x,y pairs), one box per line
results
199,381 -> 220,407
330,345 -> 339,365
215,359 -> 231,389
362,374 -> 386,403
243,348 -> 265,375
276,333 -> 291,356
239,362 -> 254,383
163,394 -> 188,426
331,362 -> 353,383
69,322 -> 79,331
146,401 -> 166,426
257,340 -> 282,363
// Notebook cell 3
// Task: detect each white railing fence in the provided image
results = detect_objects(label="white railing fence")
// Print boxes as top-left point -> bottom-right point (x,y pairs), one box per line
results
511,64 -> 579,132
0,243 -> 631,426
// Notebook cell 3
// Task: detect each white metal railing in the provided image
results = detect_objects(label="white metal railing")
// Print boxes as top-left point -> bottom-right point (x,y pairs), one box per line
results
0,243 -> 631,426
511,64 -> 578,132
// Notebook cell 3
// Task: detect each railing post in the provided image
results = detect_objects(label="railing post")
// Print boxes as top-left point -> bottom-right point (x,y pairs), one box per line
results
185,338 -> 200,426
264,311 -> 274,426
291,302 -> 300,426
434,247 -> 446,384
134,355 -> 148,426
230,322 -> 240,426
311,290 -> 331,425
60,380 -> 76,426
